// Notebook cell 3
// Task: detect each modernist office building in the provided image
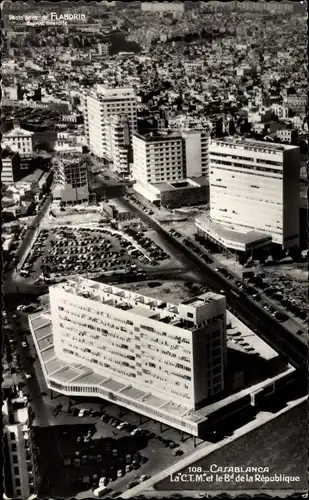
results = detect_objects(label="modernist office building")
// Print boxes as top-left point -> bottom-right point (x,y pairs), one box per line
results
83,85 -> 137,165
132,126 -> 211,206
132,130 -> 185,185
197,138 -> 300,250
29,278 -> 227,436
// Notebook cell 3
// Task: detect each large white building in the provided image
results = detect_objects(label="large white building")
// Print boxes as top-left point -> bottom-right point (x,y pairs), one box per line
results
1,150 -> 20,185
106,115 -> 130,175
182,126 -> 211,178
132,126 -> 211,185
2,126 -> 34,157
29,278 -> 227,435
132,130 -> 185,185
83,86 -> 137,162
3,397 -> 36,499
206,138 -> 300,249
132,127 -> 211,207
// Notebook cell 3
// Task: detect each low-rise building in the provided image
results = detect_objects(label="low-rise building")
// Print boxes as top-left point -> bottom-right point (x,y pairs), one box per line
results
134,177 -> 209,208
2,126 -> 34,157
276,128 -> 298,143
102,198 -> 134,221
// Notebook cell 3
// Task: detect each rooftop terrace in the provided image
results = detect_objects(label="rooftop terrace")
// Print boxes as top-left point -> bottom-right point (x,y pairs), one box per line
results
55,278 -> 223,329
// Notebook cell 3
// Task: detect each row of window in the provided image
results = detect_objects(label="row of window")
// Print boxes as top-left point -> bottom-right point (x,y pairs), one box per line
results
211,160 -> 282,175
211,166 -> 282,179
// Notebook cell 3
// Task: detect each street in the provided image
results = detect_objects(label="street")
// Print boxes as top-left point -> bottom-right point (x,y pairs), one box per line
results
119,197 -> 308,374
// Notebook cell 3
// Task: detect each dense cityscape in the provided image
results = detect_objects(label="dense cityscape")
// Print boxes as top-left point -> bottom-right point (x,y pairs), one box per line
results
2,1 -> 308,499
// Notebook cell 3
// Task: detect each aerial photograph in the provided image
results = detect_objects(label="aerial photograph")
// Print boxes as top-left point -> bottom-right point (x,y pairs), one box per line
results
1,1 -> 308,499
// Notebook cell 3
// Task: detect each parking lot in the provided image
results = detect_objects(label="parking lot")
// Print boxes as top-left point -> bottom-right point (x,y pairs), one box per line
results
17,221 -> 173,285
31,396 -> 200,498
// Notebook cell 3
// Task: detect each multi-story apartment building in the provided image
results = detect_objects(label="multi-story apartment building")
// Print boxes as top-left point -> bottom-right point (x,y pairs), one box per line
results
132,124 -> 211,184
52,154 -> 89,206
132,127 -> 211,207
182,125 -> 211,178
2,126 -> 34,157
1,150 -> 21,185
83,85 -> 137,160
276,128 -> 298,144
284,94 -> 307,114
97,42 -> 110,57
29,279 -> 227,436
106,115 -> 130,175
272,102 -> 289,120
207,138 -> 300,249
132,130 -> 185,185
3,396 -> 37,499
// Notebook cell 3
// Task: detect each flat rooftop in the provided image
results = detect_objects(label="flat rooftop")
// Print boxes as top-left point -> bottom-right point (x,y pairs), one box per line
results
133,130 -> 181,142
153,178 -> 204,192
53,277 -> 224,330
211,137 -> 298,153
95,85 -> 135,98
196,216 -> 272,247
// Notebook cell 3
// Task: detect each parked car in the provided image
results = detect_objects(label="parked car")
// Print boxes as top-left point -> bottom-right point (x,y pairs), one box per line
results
127,481 -> 139,489
174,450 -> 184,456
131,428 -> 142,436
78,409 -> 88,417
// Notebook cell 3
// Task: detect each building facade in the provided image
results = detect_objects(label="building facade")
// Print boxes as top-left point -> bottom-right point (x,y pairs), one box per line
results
182,125 -> 211,178
132,125 -> 211,184
52,155 -> 89,206
284,94 -> 307,113
2,126 -> 34,157
3,397 -> 37,499
29,279 -> 227,435
106,115 -> 130,175
276,128 -> 298,143
1,150 -> 21,185
132,130 -> 185,185
209,138 -> 300,249
84,86 -> 137,161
